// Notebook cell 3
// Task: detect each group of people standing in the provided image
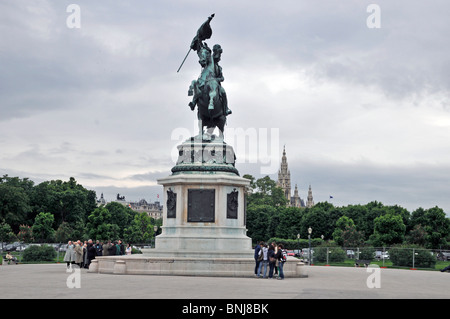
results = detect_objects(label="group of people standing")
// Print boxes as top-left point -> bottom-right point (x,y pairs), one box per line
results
254,241 -> 286,280
63,239 -> 132,270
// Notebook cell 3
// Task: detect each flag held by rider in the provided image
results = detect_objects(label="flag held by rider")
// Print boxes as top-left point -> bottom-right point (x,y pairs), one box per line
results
177,13 -> 215,72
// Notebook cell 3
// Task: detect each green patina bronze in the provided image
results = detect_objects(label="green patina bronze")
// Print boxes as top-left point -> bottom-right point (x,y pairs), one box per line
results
178,14 -> 232,142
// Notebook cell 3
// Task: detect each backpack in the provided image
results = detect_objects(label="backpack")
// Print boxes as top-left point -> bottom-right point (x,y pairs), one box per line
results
257,249 -> 263,261
281,249 -> 287,262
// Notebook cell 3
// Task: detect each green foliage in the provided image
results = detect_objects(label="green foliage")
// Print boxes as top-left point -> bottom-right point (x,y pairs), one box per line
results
332,216 -> 355,246
370,213 -> 406,247
22,244 -> 56,262
390,245 -> 437,268
124,212 -> 154,244
29,177 -> 97,228
54,221 -> 75,243
32,212 -> 55,243
358,247 -> 376,260
0,175 -> 33,232
87,207 -> 120,241
315,245 -> 346,263
17,224 -> 33,243
0,220 -> 16,244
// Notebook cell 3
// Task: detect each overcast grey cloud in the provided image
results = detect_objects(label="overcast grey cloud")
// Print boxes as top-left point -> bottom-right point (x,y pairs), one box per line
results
1,0 -> 449,214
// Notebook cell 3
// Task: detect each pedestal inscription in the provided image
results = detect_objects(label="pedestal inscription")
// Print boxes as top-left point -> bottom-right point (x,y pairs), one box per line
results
188,189 -> 215,222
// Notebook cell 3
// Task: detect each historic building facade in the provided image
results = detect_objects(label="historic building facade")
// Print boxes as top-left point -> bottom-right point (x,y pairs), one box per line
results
277,146 -> 314,208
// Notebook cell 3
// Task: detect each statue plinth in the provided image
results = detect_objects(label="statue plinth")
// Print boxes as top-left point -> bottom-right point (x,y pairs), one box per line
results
151,137 -> 252,259
171,135 -> 239,176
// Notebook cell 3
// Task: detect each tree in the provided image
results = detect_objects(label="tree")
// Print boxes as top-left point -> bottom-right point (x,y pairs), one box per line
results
0,220 -> 16,249
332,216 -> 355,246
32,212 -> 55,243
406,224 -> 427,246
301,202 -> 338,240
0,176 -> 33,232
104,202 -> 136,238
422,207 -> 450,249
55,221 -> 75,243
370,213 -> 406,247
246,204 -> 275,243
17,224 -> 33,243
124,212 -> 153,244
247,176 -> 287,207
86,207 -> 119,241
30,177 -> 97,228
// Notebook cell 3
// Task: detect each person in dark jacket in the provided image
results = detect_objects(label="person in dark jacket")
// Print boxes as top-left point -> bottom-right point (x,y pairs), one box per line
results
267,244 -> 276,279
108,241 -> 117,255
275,244 -> 286,280
254,242 -> 262,277
86,239 -> 97,267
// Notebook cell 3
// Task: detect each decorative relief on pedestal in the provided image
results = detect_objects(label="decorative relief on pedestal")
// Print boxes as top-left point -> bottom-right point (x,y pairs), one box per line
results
172,138 -> 239,175
188,189 -> 215,222
227,188 -> 239,219
166,188 -> 177,218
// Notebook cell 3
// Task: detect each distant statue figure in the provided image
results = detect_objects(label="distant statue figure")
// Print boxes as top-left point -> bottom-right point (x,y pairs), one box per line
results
178,14 -> 231,141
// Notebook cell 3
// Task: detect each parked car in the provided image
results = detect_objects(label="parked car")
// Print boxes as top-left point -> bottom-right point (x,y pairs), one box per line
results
286,250 -> 295,256
375,251 -> 390,260
438,252 -> 450,261
346,250 -> 355,258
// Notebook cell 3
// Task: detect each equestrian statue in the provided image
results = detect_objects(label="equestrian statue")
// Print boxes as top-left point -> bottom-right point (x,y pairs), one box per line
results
177,14 -> 232,141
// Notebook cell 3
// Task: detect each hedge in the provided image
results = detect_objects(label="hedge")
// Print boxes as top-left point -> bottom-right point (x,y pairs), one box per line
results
22,245 -> 56,262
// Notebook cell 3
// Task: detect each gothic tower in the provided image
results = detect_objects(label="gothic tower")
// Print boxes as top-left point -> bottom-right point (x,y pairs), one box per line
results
306,184 -> 314,208
277,146 -> 291,202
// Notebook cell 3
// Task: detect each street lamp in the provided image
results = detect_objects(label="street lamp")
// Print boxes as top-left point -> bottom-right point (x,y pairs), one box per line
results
308,227 -> 312,265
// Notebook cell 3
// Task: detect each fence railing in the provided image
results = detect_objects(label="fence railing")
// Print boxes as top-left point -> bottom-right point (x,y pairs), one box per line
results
285,246 -> 450,270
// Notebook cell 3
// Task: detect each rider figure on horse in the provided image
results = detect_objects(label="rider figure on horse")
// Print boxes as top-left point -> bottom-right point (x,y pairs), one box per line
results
188,42 -> 231,116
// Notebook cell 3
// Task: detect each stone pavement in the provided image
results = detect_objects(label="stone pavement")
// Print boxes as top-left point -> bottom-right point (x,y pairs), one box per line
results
1,263 -> 449,299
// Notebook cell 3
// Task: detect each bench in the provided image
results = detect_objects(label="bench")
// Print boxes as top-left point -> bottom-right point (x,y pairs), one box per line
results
354,260 -> 371,267
2,255 -> 18,265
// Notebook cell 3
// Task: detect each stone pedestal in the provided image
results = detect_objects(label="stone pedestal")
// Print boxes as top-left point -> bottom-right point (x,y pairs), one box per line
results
150,173 -> 253,259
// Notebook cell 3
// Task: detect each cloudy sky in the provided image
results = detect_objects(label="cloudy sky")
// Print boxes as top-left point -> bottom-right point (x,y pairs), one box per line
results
1,0 -> 449,214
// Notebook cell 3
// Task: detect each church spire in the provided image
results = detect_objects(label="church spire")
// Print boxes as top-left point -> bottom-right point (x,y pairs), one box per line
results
307,184 -> 314,208
277,145 -> 291,203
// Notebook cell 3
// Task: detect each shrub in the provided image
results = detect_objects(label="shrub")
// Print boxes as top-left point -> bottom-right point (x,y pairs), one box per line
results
390,245 -> 436,268
22,245 -> 56,262
315,245 -> 346,263
358,247 -> 375,260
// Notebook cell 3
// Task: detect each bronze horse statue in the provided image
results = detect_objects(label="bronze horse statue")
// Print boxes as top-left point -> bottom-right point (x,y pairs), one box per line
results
179,14 -> 231,141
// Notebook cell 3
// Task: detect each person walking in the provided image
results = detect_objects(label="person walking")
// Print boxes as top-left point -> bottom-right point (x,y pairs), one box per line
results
126,243 -> 132,255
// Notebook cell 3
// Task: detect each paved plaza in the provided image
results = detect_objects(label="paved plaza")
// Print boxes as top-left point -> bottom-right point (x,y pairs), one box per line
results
1,263 -> 449,300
